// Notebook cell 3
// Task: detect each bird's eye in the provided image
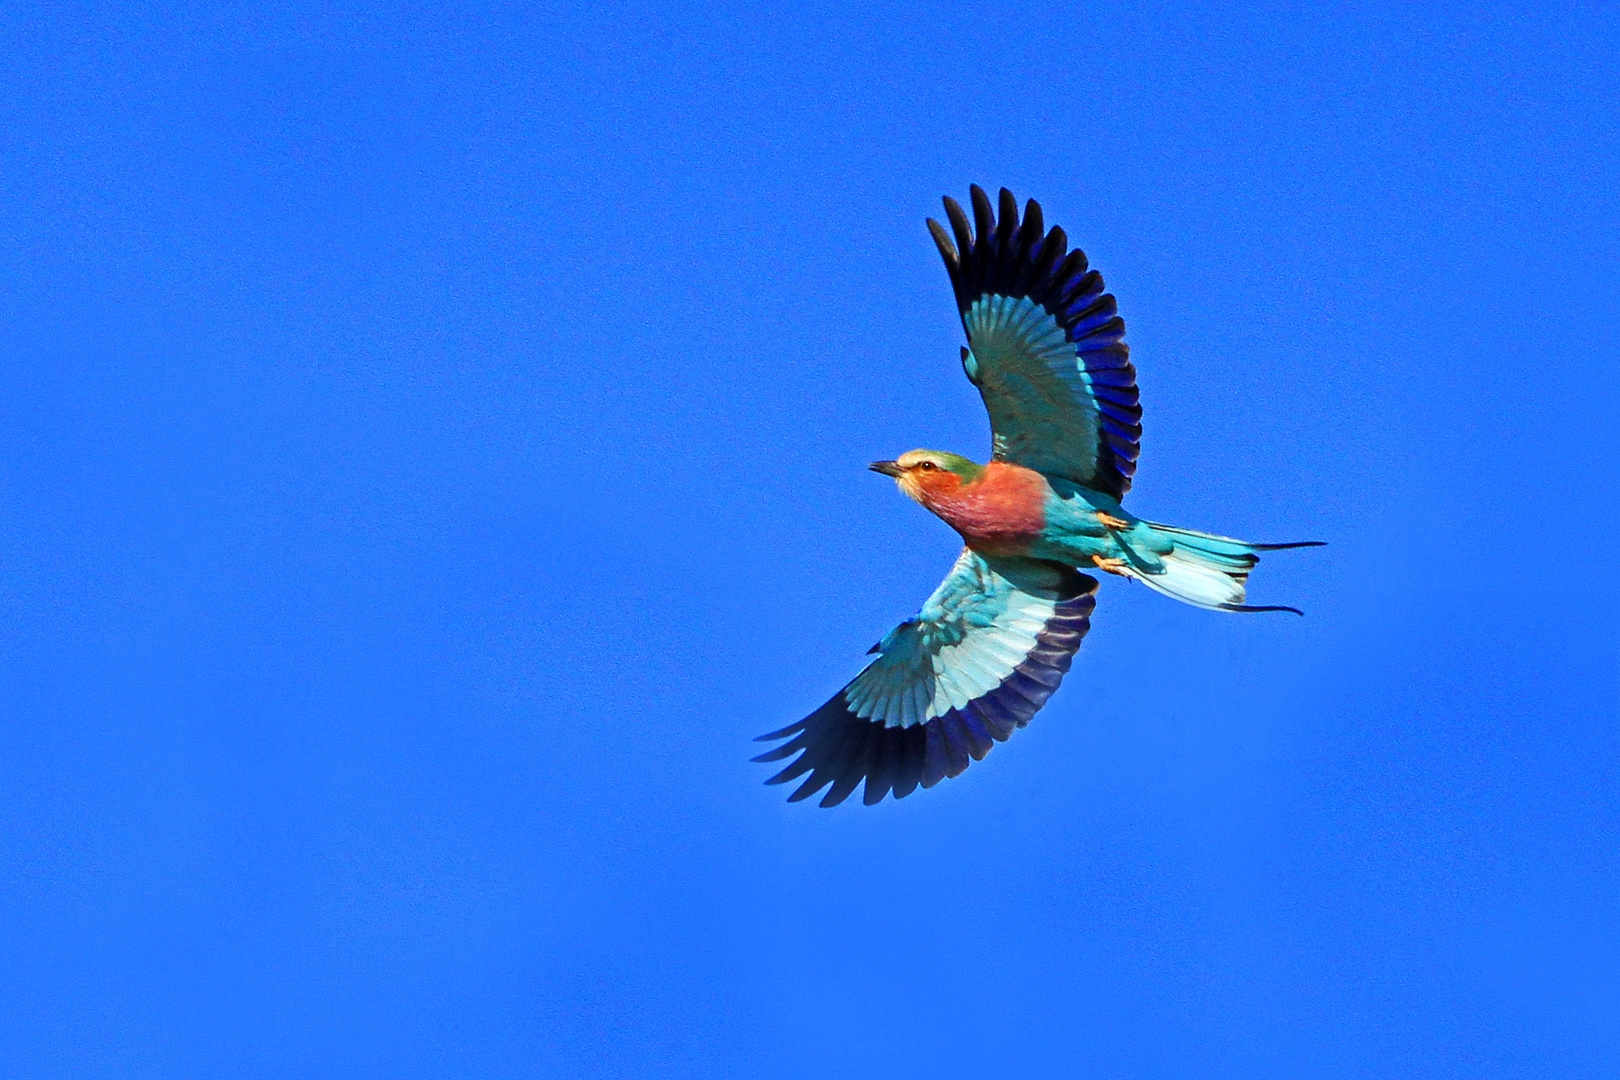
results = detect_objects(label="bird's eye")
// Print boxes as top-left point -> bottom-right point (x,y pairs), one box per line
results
916,461 -> 936,471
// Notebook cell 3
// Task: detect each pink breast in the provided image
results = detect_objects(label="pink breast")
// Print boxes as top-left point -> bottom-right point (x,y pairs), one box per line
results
926,463 -> 1047,548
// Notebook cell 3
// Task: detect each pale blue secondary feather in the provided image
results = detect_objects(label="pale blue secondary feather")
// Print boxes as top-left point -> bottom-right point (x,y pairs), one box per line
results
842,549 -> 1066,729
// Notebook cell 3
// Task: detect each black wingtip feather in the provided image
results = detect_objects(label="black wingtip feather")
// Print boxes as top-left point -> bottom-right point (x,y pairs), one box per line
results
970,185 -> 994,248
998,187 -> 1019,229
943,197 -> 973,281
861,731 -> 894,806
754,720 -> 806,742
787,775 -> 825,802
1022,198 -> 1044,243
750,728 -> 814,761
927,218 -> 959,268
769,757 -> 816,787
995,188 -> 1019,259
821,772 -> 862,808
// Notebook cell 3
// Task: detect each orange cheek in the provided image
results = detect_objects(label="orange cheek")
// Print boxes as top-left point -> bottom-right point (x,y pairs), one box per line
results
912,471 -> 963,498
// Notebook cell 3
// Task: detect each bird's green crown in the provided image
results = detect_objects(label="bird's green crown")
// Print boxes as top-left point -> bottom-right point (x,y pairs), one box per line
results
895,449 -> 984,481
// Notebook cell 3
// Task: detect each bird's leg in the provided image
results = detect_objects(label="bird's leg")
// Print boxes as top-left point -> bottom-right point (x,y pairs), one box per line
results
1097,512 -> 1130,530
1091,555 -> 1131,576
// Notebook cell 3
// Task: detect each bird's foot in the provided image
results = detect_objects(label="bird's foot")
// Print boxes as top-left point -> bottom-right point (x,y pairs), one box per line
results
1091,555 -> 1132,577
1097,512 -> 1130,530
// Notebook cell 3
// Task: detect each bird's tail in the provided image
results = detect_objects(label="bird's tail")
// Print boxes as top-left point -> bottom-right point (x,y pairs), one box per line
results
1123,523 -> 1323,615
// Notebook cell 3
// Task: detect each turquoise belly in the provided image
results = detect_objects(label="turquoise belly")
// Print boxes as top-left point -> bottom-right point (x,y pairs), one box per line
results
1027,484 -> 1172,572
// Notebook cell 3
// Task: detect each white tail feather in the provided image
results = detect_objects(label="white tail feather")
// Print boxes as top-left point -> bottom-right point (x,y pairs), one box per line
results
1127,548 -> 1250,611
1117,521 -> 1313,614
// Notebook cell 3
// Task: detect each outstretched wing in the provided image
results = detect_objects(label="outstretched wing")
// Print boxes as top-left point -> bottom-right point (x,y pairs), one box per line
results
928,185 -> 1142,500
753,550 -> 1097,807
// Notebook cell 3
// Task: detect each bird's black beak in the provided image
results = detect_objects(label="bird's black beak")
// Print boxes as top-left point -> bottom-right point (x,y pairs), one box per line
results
868,460 -> 903,477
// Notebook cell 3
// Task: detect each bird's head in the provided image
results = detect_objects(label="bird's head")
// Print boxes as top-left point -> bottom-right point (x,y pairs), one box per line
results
869,450 -> 985,504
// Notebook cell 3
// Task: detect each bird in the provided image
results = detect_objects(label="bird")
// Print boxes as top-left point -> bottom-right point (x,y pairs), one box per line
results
753,185 -> 1321,808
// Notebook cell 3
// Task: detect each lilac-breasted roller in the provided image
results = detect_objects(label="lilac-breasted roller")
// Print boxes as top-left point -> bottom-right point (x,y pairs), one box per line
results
754,186 -> 1321,807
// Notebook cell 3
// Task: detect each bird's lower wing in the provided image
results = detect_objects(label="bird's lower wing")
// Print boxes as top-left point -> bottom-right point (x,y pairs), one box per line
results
753,549 -> 1098,807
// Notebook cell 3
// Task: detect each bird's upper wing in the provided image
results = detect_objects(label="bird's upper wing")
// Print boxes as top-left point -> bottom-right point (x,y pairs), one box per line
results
928,185 -> 1142,500
753,549 -> 1097,807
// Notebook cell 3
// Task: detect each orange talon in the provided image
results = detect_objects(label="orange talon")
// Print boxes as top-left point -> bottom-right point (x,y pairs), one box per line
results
1091,555 -> 1131,577
1097,512 -> 1130,530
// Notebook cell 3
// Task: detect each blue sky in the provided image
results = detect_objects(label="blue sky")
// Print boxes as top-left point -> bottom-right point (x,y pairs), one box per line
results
2,2 -> 1616,1076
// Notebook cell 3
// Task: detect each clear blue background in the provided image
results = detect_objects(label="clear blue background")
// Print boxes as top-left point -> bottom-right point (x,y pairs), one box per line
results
2,3 -> 1616,1077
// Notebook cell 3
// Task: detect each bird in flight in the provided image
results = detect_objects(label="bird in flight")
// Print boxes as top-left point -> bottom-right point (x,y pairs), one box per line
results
754,185 -> 1320,807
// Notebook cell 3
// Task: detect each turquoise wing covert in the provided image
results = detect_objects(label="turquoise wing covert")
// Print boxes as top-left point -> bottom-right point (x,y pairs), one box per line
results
928,185 -> 1142,500
753,550 -> 1098,807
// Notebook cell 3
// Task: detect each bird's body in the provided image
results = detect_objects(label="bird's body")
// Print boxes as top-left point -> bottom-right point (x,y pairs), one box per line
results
896,455 -> 1133,561
754,186 -> 1320,807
